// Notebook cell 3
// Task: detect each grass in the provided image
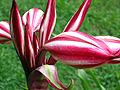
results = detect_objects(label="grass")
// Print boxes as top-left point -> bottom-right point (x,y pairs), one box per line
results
0,0 -> 120,90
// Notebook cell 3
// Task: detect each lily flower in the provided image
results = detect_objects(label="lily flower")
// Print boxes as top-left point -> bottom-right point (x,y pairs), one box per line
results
10,0 -> 72,89
0,0 -> 92,89
44,31 -> 120,69
2,0 -> 120,89
9,0 -> 92,89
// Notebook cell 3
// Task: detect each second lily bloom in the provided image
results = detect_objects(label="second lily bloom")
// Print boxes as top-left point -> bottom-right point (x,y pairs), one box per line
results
44,31 -> 120,69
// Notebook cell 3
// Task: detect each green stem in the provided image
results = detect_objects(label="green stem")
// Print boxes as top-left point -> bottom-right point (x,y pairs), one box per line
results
87,69 -> 106,90
20,85 -> 28,90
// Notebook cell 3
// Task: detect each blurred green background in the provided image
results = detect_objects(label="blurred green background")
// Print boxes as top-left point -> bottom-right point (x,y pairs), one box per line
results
0,0 -> 120,90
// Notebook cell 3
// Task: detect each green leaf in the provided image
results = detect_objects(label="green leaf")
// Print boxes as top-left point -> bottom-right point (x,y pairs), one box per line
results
78,69 -> 93,90
87,69 -> 106,90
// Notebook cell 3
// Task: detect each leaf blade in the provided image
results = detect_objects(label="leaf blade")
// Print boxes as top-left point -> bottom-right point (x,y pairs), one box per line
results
78,69 -> 93,90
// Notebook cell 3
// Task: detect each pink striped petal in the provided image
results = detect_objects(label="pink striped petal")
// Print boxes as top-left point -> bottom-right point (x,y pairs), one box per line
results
63,0 -> 92,32
39,0 -> 56,48
25,25 -> 36,71
108,58 -> 120,64
22,8 -> 43,41
22,8 -> 43,28
0,21 -> 12,44
36,49 -> 47,67
94,36 -> 120,54
44,31 -> 115,69
10,0 -> 24,57
47,55 -> 57,65
94,36 -> 120,64
36,65 -> 74,90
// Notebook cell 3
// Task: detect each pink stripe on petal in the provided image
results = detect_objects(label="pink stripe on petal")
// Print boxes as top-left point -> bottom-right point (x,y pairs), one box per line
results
69,60 -> 109,69
0,21 -> 12,44
63,0 -> 92,32
39,0 -> 56,48
0,21 -> 10,34
32,9 -> 44,30
46,41 -> 112,65
10,0 -> 24,57
22,8 -> 44,30
0,30 -> 11,39
0,38 -> 12,44
94,36 -> 120,54
108,59 -> 120,64
25,25 -> 36,71
46,31 -> 112,54
47,55 -> 57,65
94,36 -> 120,64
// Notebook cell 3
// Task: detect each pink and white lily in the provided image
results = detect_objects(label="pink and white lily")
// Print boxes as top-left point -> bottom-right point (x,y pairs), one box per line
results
9,0 -> 92,89
1,0 -> 120,89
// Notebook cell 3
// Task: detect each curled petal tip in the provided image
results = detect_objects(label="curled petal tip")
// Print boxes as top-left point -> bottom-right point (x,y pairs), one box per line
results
36,65 -> 72,90
66,78 -> 74,90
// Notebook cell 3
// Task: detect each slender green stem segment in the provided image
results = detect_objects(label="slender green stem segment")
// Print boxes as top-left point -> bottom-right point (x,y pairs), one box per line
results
20,85 -> 28,90
87,69 -> 106,90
